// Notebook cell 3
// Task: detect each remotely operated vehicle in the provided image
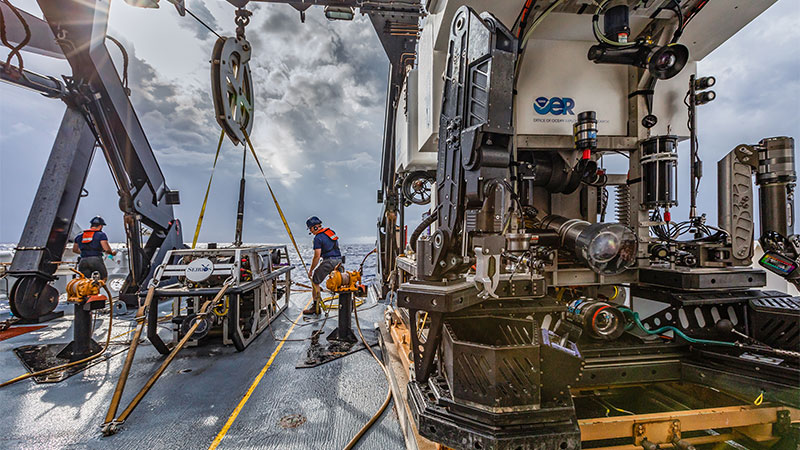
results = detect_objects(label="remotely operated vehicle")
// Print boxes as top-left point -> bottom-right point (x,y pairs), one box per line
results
373,1 -> 800,449
148,245 -> 293,353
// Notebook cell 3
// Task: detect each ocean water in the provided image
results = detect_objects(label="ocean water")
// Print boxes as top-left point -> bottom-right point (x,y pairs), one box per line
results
286,243 -> 379,285
0,242 -> 380,286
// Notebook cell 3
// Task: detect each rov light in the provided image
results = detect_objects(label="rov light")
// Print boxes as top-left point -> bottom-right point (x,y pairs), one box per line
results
588,43 -> 689,80
694,90 -> 716,105
694,76 -> 716,90
324,6 -> 355,21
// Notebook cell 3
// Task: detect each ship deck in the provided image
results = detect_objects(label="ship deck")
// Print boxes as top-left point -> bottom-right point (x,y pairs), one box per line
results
0,290 -> 404,449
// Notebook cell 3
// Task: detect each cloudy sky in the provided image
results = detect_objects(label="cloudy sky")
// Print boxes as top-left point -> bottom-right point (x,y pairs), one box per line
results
0,0 -> 798,246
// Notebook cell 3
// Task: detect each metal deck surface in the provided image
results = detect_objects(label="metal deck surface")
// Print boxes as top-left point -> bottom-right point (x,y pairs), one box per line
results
0,292 -> 404,449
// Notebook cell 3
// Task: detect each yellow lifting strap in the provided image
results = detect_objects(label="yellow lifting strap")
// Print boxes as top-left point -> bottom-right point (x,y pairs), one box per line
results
242,129 -> 310,274
191,130 -> 226,248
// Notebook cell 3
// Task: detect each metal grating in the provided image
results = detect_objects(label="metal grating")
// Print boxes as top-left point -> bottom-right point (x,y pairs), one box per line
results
442,317 -> 542,411
751,296 -> 800,314
750,296 -> 800,350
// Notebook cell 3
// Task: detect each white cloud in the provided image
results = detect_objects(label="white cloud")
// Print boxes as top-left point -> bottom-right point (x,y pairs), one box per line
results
0,122 -> 34,141
323,152 -> 378,169
2,1 -> 797,246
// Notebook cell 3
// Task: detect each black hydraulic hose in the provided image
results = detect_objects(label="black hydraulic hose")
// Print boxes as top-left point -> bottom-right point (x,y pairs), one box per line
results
409,210 -> 439,253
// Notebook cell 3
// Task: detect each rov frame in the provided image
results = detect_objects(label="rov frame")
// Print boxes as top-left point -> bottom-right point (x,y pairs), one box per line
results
142,245 -> 293,353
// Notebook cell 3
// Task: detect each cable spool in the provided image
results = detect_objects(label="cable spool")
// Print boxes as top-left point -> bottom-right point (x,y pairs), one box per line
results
641,135 -> 678,208
566,298 -> 626,340
326,270 -> 362,293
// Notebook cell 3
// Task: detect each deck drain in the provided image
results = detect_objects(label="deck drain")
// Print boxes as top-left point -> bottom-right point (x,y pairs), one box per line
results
179,368 -> 193,374
279,414 -> 307,429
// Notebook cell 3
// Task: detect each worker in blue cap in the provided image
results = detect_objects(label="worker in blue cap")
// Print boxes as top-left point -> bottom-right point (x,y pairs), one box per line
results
305,216 -> 342,315
72,216 -> 117,280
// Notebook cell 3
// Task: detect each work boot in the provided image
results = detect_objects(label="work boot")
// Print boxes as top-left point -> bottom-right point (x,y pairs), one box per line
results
303,300 -> 320,315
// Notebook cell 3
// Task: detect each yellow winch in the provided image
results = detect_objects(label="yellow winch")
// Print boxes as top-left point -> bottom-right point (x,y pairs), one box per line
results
65,270 -> 106,303
326,270 -> 362,293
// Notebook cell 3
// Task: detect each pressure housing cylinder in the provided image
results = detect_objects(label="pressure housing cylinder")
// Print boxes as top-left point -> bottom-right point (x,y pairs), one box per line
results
756,136 -> 796,237
640,135 -> 678,208
603,5 -> 630,43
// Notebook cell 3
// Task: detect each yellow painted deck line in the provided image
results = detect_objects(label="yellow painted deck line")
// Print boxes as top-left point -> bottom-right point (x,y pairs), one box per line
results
208,298 -> 313,450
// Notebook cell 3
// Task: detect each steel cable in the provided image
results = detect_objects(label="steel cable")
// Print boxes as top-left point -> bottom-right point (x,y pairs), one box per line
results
185,6 -> 222,40
0,0 -> 30,71
105,35 -> 130,95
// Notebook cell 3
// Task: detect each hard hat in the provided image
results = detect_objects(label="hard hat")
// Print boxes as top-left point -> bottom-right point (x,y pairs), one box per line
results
90,216 -> 106,226
306,216 -> 322,229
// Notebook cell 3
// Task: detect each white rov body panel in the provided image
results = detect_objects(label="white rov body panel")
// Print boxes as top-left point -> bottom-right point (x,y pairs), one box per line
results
425,0 -> 777,58
427,0 -> 521,52
400,0 -> 777,168
416,20 -> 445,154
394,69 -> 410,171
514,39 -> 696,138
410,0 -> 518,164
514,39 -> 630,137
396,69 -> 437,172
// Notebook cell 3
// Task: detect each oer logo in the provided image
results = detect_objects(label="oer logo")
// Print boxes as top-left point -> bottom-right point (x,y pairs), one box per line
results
534,96 -> 575,115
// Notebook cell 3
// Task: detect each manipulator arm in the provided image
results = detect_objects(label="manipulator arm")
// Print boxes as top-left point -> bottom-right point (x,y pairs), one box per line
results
418,7 -> 518,279
730,136 -> 799,286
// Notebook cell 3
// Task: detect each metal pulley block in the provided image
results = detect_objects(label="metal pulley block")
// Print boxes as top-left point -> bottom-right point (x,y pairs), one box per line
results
211,36 -> 254,146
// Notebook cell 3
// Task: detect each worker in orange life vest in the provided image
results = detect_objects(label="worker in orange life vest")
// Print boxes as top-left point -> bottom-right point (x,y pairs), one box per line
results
72,216 -> 117,280
305,216 -> 342,315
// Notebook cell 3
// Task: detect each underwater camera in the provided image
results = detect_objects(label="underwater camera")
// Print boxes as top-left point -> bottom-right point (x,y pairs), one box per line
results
587,2 -> 688,80
588,42 -> 689,80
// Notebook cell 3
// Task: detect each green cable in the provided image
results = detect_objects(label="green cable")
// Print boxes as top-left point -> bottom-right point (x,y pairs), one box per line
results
618,306 -> 736,347
520,0 -> 567,49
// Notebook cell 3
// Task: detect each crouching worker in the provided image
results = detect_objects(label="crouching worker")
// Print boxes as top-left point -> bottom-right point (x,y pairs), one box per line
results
304,216 -> 342,315
72,216 -> 117,280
